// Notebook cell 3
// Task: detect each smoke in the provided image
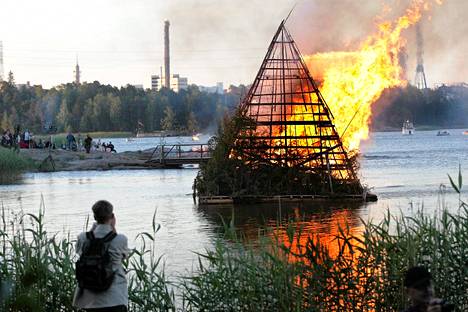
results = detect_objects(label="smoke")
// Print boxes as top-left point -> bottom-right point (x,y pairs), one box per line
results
160,0 -> 466,87
160,0 -> 296,85
288,0 -> 468,87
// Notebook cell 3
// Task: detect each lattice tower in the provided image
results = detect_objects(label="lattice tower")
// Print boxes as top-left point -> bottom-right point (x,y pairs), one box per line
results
414,23 -> 427,89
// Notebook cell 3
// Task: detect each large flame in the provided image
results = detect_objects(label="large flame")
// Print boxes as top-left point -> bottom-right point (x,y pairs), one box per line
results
304,0 -> 442,151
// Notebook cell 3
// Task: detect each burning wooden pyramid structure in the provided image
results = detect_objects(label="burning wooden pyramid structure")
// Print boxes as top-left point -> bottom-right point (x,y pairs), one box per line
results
196,21 -> 374,203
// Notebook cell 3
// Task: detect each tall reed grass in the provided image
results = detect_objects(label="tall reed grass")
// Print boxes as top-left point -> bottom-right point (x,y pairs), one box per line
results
0,147 -> 34,184
0,173 -> 467,311
0,202 -> 174,311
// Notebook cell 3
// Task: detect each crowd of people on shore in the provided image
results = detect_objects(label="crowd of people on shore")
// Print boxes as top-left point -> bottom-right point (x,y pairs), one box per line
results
65,132 -> 116,153
1,127 -> 55,150
1,127 -> 117,154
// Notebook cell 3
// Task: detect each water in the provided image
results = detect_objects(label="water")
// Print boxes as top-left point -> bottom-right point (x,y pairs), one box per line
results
98,133 -> 214,153
0,130 -> 467,276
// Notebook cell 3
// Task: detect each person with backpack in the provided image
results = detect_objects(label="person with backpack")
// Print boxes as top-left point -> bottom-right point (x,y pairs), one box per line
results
73,200 -> 129,311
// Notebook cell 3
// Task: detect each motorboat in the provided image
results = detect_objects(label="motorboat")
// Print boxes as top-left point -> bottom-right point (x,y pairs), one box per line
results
125,137 -> 135,142
402,120 -> 415,135
436,130 -> 450,136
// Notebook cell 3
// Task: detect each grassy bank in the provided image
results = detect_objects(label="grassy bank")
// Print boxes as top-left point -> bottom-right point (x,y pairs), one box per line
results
1,183 -> 467,310
0,148 -> 35,184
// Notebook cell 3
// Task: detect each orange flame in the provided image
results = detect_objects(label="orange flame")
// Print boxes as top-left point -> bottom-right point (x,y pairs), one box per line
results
304,0 -> 442,152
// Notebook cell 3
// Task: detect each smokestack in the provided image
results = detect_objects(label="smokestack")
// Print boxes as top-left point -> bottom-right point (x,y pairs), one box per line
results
164,20 -> 170,89
0,41 -> 3,81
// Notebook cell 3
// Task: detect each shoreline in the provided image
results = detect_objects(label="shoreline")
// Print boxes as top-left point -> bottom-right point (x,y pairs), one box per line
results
17,148 -> 165,172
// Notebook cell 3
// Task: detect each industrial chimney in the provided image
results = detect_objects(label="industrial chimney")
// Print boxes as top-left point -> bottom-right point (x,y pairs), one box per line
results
164,20 -> 170,89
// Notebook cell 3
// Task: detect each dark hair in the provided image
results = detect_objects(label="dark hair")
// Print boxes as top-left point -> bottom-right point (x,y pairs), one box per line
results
404,266 -> 432,289
92,200 -> 114,224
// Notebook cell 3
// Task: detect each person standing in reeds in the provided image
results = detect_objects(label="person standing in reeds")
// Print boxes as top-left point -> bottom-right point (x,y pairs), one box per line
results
402,266 -> 454,312
73,200 -> 129,312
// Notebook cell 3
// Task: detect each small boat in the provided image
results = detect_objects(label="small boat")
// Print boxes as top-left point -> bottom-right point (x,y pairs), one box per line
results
402,120 -> 415,135
125,138 -> 135,142
436,130 -> 450,136
192,133 -> 201,141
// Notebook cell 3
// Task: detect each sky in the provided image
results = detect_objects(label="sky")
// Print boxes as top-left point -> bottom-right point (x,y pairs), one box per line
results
0,0 -> 466,89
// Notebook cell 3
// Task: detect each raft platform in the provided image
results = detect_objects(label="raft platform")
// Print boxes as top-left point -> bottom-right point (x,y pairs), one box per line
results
198,193 -> 378,205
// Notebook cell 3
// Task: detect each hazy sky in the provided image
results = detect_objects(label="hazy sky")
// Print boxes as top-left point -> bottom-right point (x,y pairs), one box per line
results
0,0 -> 465,89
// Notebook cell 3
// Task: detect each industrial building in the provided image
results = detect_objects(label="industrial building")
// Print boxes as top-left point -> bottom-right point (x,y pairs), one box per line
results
198,82 -> 224,94
151,74 -> 188,92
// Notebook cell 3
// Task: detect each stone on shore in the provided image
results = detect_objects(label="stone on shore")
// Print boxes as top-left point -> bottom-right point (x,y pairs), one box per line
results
18,148 -> 159,172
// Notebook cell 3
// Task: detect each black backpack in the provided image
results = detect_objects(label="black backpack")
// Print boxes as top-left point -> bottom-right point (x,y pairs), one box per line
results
75,231 -> 117,292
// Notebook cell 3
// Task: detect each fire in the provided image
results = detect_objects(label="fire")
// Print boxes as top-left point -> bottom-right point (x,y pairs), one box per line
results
303,0 -> 442,152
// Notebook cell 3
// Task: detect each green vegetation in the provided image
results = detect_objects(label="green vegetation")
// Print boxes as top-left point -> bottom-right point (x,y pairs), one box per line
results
0,204 -> 175,311
0,147 -> 34,184
195,112 -> 362,198
1,174 -> 467,311
0,75 -> 246,135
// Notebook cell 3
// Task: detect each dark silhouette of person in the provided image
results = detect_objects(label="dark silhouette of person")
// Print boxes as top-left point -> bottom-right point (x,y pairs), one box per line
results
84,135 -> 93,154
402,266 -> 454,312
108,142 -> 116,153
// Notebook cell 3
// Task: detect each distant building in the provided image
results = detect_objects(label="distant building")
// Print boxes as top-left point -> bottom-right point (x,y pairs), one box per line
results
199,82 -> 224,94
227,84 -> 249,97
16,81 -> 31,89
151,73 -> 187,92
151,75 -> 161,91
131,84 -> 144,90
170,74 -> 188,92
74,60 -> 81,84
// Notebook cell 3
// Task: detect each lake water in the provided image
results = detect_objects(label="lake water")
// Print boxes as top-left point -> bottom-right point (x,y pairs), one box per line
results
0,130 -> 467,277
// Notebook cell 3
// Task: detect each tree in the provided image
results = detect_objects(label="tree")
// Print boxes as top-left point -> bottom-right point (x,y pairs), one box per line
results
186,111 -> 198,133
1,111 -> 11,130
161,106 -> 175,131
7,71 -> 15,86
109,95 -> 123,130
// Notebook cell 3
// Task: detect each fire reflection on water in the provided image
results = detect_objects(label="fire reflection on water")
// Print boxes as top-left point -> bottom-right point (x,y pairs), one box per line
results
198,201 -> 378,310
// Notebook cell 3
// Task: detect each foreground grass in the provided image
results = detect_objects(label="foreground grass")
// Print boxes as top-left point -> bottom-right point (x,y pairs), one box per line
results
1,177 -> 467,311
0,147 -> 35,184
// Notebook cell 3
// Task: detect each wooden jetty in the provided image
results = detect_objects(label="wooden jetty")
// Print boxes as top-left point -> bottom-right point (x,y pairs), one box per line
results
146,143 -> 212,167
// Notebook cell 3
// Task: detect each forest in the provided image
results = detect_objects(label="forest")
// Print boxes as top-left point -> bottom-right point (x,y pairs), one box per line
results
372,84 -> 468,130
0,69 -> 467,135
0,72 -> 245,135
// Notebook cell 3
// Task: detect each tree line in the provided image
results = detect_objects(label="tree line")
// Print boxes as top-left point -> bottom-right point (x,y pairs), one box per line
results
372,84 -> 468,130
0,72 -> 246,134
1,70 -> 467,135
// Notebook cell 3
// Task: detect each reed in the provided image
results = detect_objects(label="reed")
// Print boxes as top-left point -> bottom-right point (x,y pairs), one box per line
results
0,202 -> 174,311
0,147 -> 34,184
0,173 -> 467,311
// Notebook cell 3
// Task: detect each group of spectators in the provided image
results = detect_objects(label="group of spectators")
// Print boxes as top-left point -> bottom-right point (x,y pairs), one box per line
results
1,127 -> 117,154
1,127 -> 55,150
65,132 -> 116,153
